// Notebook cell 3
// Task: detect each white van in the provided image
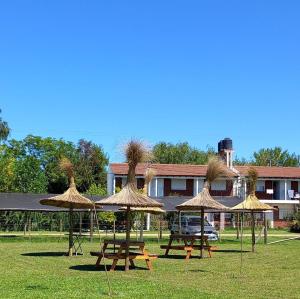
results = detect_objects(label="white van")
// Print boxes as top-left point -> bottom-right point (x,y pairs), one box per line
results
170,215 -> 218,241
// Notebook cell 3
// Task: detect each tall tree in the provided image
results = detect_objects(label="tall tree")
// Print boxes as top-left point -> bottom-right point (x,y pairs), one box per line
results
252,147 -> 299,167
0,135 -> 109,194
152,142 -> 215,164
75,139 -> 109,192
0,109 -> 10,142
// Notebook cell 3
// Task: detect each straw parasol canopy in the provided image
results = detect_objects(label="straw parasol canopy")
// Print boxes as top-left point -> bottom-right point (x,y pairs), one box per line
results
124,206 -> 165,214
40,158 -> 95,256
40,177 -> 95,209
98,182 -> 162,207
231,193 -> 274,211
176,157 -> 230,257
177,187 -> 230,211
96,141 -> 162,271
231,167 -> 274,252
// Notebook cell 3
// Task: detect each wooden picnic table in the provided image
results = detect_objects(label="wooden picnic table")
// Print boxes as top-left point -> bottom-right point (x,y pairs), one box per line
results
160,234 -> 217,259
90,239 -> 157,271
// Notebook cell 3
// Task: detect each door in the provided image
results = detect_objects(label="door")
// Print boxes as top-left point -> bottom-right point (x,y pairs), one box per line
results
273,206 -> 279,220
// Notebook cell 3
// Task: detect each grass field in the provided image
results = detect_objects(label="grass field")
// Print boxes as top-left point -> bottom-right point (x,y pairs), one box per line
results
0,232 -> 299,299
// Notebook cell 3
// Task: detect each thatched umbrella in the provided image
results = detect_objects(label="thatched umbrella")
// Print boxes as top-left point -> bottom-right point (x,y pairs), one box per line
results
119,206 -> 166,241
231,167 -> 274,252
139,168 -> 165,240
40,158 -> 95,256
96,141 -> 163,271
176,157 -> 230,258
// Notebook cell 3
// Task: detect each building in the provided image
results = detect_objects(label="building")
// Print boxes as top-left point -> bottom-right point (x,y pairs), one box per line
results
107,139 -> 300,228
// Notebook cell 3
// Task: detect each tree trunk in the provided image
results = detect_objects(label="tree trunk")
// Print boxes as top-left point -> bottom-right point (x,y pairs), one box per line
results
200,208 -> 204,258
125,207 -> 131,271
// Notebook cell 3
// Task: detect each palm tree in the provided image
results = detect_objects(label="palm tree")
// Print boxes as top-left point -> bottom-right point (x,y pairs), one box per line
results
0,109 -> 10,142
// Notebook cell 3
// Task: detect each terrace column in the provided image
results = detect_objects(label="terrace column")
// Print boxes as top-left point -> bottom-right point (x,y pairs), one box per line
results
220,213 -> 225,231
194,178 -> 199,195
284,180 -> 287,200
113,176 -> 116,194
146,213 -> 151,231
244,180 -> 247,199
148,180 -> 151,196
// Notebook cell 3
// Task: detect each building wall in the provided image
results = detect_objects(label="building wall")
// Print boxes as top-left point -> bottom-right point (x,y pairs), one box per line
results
210,180 -> 233,196
163,178 -> 194,196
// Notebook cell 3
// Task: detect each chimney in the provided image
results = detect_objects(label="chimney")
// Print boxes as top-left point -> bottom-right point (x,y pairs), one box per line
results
218,138 -> 234,169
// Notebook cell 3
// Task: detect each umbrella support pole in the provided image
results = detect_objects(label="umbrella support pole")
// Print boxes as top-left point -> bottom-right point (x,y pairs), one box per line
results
263,213 -> 268,244
240,212 -> 244,275
68,208 -> 74,256
125,207 -> 131,271
200,208 -> 204,258
236,213 -> 240,239
139,212 -> 144,242
251,211 -> 255,252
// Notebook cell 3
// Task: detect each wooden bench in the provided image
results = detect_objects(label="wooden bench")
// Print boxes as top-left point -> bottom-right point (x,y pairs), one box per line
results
161,234 -> 217,259
90,239 -> 158,271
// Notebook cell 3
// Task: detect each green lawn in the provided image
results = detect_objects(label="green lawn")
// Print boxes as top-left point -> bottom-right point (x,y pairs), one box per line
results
0,234 -> 299,299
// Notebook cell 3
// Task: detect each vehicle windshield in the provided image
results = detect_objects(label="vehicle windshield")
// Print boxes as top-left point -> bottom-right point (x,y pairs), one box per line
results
187,218 -> 210,226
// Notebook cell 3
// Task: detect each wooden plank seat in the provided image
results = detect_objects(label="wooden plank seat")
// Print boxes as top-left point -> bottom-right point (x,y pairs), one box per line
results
160,245 -> 193,250
90,239 -> 157,271
161,234 -> 217,259
90,251 -> 157,260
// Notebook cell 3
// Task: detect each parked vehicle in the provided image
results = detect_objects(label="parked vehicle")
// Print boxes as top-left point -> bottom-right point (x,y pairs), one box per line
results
170,215 -> 218,241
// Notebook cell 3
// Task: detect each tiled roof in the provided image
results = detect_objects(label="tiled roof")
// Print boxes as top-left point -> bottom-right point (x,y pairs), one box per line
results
110,163 -> 236,177
110,163 -> 300,178
235,166 -> 300,178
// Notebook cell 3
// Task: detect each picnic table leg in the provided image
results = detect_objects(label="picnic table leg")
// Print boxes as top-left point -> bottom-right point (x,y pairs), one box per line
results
145,259 -> 153,270
205,238 -> 212,258
165,237 -> 173,256
130,259 -> 135,268
96,256 -> 102,267
185,238 -> 195,260
96,243 -> 108,267
110,259 -> 118,271
185,249 -> 192,260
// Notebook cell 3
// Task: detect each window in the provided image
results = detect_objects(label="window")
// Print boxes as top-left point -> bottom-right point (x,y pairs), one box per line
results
256,181 -> 265,192
171,179 -> 186,190
211,180 -> 226,191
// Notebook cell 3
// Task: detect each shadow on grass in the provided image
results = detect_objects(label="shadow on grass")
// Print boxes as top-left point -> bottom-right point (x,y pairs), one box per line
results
217,239 -> 241,244
70,264 -> 148,272
22,252 -> 67,257
188,269 -> 211,273
212,249 -> 250,253
25,285 -> 49,291
0,235 -> 19,238
158,254 -> 204,260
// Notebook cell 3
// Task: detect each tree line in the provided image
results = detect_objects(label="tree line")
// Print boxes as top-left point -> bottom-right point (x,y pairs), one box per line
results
0,109 -> 299,196
1,110 -> 299,232
153,142 -> 300,167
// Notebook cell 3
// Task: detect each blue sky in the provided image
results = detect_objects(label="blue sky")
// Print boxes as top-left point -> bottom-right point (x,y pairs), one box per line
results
0,1 -> 299,162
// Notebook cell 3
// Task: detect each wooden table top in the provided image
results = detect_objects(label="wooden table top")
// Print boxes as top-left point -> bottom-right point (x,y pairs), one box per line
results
103,239 -> 145,246
170,234 -> 208,240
